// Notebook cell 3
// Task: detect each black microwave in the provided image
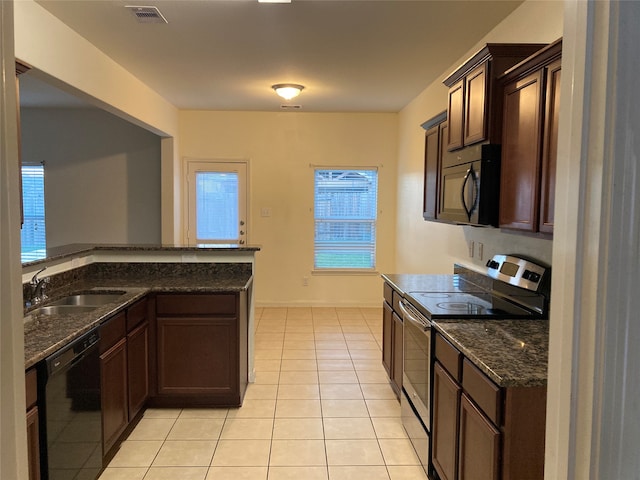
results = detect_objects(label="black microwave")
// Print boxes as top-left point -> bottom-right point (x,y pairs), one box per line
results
438,143 -> 501,226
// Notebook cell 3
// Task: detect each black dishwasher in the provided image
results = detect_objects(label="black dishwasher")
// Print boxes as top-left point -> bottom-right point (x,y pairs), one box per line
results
41,328 -> 102,480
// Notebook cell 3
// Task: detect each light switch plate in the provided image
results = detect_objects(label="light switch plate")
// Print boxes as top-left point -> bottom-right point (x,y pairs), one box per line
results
261,207 -> 272,217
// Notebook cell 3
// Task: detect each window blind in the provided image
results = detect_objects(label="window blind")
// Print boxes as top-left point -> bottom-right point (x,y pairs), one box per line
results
195,171 -> 239,242
314,169 -> 378,269
21,164 -> 46,262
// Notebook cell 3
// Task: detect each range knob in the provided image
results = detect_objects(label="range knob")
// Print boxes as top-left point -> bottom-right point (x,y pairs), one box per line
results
486,260 -> 500,269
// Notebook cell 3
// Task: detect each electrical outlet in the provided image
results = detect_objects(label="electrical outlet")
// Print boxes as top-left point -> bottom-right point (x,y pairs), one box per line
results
260,207 -> 272,217
302,276 -> 309,287
468,241 -> 474,258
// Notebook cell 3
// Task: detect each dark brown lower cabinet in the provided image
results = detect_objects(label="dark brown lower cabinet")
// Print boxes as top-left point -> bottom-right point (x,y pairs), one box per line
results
127,321 -> 149,419
458,394 -> 500,480
432,361 -> 461,480
100,337 -> 128,455
152,293 -> 247,407
432,333 -> 546,480
157,317 -> 237,397
382,282 -> 403,399
392,311 -> 403,394
382,301 -> 392,376
25,368 -> 40,480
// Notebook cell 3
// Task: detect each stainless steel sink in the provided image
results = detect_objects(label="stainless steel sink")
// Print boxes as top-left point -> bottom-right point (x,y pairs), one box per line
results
49,292 -> 126,306
32,305 -> 99,315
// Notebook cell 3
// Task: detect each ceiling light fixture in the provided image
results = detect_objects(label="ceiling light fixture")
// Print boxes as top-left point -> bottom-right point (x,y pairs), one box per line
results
272,84 -> 305,100
258,0 -> 292,3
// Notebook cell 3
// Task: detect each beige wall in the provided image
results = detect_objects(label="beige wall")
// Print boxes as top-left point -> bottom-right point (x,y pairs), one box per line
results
395,0 -> 563,274
14,0 -> 182,242
179,111 -> 398,306
21,108 -> 162,247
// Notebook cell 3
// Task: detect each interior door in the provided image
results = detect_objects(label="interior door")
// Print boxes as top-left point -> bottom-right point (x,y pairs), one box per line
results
185,161 -> 248,245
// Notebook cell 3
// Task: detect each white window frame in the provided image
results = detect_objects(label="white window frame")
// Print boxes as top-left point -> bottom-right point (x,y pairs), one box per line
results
312,167 -> 378,273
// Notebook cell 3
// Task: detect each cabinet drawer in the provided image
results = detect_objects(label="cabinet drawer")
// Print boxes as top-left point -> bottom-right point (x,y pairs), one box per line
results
156,294 -> 237,316
462,358 -> 501,425
383,283 -> 393,306
126,298 -> 148,332
25,368 -> 38,410
435,333 -> 461,382
100,312 -> 126,353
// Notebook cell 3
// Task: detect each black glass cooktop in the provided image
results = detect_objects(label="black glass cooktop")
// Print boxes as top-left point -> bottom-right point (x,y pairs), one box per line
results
405,291 -> 538,319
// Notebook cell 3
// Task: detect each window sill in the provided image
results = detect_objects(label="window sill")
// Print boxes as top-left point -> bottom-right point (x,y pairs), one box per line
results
312,269 -> 380,276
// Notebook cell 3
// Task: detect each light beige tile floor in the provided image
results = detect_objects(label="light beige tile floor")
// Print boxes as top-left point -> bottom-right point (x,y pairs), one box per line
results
99,307 -> 428,480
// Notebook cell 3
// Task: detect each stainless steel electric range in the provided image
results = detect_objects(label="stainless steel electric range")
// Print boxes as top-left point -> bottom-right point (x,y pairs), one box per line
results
399,254 -> 550,476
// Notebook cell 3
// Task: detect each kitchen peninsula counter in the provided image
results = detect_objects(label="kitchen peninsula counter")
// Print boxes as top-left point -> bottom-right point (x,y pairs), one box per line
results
22,244 -> 259,370
23,269 -> 253,369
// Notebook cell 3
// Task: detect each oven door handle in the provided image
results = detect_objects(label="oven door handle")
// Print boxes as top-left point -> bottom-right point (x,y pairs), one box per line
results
398,300 -> 429,331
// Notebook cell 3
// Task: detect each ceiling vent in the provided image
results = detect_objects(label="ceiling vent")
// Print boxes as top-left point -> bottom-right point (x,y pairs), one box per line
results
280,104 -> 302,110
125,6 -> 168,24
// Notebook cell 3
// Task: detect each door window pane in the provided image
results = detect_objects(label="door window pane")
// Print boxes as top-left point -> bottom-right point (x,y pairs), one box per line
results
196,171 -> 239,241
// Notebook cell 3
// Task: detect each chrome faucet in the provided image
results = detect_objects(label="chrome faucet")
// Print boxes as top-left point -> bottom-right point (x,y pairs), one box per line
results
30,267 -> 50,305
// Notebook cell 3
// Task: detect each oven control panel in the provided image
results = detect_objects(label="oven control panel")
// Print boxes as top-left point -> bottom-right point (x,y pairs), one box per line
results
486,254 -> 548,292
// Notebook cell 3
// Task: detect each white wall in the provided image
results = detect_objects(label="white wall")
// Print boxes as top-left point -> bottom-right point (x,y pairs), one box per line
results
395,0 -> 563,274
21,108 -> 162,247
179,111 -> 398,307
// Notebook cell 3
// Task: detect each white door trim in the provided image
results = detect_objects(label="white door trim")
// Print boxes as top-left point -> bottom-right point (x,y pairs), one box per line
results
547,1 -> 640,478
181,157 -> 249,245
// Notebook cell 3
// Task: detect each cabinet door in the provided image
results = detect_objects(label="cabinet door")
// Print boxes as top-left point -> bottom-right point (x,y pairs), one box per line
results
382,301 -> 392,377
539,59 -> 561,234
458,394 -> 500,480
101,338 -> 128,456
432,361 -> 461,480
464,63 -> 488,146
25,368 -> 40,480
26,406 -> 40,480
156,317 -> 238,397
499,70 -> 544,231
391,311 -> 403,395
127,322 -> 149,420
447,80 -> 465,151
423,124 -> 441,220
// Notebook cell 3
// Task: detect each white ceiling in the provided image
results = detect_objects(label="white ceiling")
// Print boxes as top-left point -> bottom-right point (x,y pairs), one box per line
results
23,0 -> 524,112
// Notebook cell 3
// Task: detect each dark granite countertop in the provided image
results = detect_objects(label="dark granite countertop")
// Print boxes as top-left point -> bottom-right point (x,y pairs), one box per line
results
22,243 -> 261,268
382,272 -> 549,388
24,272 -> 253,370
433,319 -> 549,388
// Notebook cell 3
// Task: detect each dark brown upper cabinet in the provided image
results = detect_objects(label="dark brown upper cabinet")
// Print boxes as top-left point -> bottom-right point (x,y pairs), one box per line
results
499,39 -> 562,234
443,44 -> 546,152
421,111 -> 447,221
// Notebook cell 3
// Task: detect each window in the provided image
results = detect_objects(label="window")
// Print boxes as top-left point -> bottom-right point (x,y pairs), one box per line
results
185,160 -> 248,245
314,168 -> 378,270
21,164 -> 46,262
